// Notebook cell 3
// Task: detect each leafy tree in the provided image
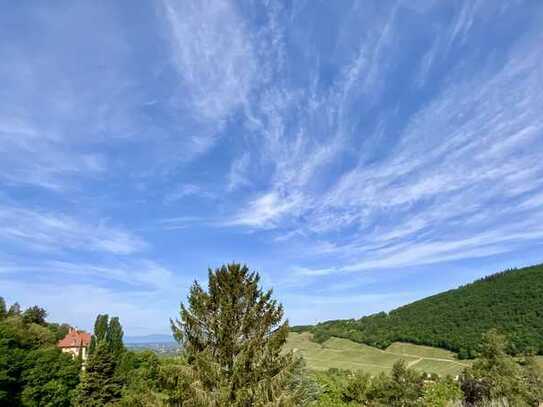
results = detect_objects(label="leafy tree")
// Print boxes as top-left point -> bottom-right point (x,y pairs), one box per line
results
460,329 -> 535,405
47,323 -> 71,342
171,263 -> 303,406
22,306 -> 47,326
20,347 -> 80,407
372,360 -> 424,406
421,376 -> 462,407
74,342 -> 122,407
0,297 -> 6,320
116,351 -> 168,407
0,304 -> 79,406
8,302 -> 22,317
342,371 -> 371,404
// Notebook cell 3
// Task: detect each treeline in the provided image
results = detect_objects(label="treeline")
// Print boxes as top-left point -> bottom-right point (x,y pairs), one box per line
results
294,264 -> 543,358
3,264 -> 543,406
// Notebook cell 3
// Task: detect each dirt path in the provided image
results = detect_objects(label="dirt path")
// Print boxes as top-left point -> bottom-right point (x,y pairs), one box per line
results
407,358 -> 423,368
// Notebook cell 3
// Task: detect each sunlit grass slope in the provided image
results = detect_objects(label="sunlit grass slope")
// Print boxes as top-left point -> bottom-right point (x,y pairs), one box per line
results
285,332 -> 470,376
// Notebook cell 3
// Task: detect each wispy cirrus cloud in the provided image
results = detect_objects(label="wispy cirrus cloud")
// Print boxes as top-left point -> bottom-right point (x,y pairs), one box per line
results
0,259 -> 177,292
0,118 -> 107,190
161,0 -> 256,129
227,152 -> 252,191
0,206 -> 147,255
222,1 -> 543,273
2,0 -> 543,334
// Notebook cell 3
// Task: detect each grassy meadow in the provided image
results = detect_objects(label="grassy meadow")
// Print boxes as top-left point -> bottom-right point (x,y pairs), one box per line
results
285,332 -> 471,376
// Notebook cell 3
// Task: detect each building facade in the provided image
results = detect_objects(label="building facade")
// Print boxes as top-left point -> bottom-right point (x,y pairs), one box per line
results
57,328 -> 92,361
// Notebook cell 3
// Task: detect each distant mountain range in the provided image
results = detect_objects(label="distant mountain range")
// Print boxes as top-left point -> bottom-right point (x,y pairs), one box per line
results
293,264 -> 543,358
124,334 -> 175,344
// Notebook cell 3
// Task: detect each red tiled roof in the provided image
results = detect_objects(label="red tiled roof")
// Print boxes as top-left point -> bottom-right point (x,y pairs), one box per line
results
57,328 -> 92,348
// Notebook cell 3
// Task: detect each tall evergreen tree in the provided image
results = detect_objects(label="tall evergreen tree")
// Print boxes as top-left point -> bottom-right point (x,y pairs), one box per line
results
171,263 -> 302,406
74,342 -> 122,407
75,314 -> 126,406
89,314 -> 109,355
106,316 -> 124,357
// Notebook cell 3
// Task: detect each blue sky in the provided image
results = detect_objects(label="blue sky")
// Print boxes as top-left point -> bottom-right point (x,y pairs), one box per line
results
1,1 -> 543,336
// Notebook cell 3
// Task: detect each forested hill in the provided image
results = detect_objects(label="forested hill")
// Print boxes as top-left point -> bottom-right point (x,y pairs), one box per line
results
293,264 -> 543,358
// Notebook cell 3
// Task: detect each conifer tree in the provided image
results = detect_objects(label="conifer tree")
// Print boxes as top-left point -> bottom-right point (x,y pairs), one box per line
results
75,314 -> 126,406
89,314 -> 109,354
107,316 -> 124,357
75,342 -> 122,406
171,263 -> 302,406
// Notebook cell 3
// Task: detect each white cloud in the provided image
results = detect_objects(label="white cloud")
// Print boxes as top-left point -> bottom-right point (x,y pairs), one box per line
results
0,206 -> 147,255
222,3 -> 543,274
227,152 -> 251,191
164,184 -> 215,204
158,216 -> 202,230
161,0 -> 255,125
226,191 -> 302,228
0,119 -> 106,190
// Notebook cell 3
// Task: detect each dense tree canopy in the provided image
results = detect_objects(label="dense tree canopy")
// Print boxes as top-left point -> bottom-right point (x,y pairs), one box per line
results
0,298 -> 80,406
75,314 -> 126,406
295,264 -> 543,358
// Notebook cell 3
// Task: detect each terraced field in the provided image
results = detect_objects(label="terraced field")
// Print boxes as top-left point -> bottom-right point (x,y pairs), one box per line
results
285,332 -> 471,376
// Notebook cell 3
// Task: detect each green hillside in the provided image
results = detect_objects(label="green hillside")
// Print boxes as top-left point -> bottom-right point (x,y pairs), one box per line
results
294,264 -> 543,358
285,332 -> 469,376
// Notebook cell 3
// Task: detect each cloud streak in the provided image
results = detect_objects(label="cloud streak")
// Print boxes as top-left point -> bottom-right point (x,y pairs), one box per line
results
0,206 -> 147,255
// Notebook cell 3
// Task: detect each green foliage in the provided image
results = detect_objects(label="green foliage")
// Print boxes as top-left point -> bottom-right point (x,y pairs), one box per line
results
460,329 -> 543,406
8,302 -> 22,317
107,317 -> 125,358
47,322 -> 71,342
116,351 -> 166,406
421,376 -> 462,407
367,360 -> 424,406
4,265 -> 543,407
75,314 -> 126,406
89,313 -> 109,355
341,371 -> 371,403
21,306 -> 48,326
171,263 -> 306,406
0,297 -> 6,320
74,342 -> 122,406
20,347 -> 80,407
311,363 -> 457,407
0,299 -> 80,406
298,264 -> 543,357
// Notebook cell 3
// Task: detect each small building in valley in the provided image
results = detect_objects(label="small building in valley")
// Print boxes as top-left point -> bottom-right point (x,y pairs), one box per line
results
57,328 -> 92,361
